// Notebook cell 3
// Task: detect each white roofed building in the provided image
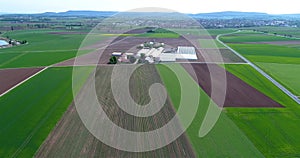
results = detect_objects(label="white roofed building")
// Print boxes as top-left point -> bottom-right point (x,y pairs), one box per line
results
176,46 -> 198,60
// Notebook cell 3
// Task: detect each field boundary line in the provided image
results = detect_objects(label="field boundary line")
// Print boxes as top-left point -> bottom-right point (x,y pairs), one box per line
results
217,30 -> 300,104
0,67 -> 48,97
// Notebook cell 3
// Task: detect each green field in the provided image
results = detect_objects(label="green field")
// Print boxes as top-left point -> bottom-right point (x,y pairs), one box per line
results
199,39 -> 226,48
1,26 -> 300,157
0,66 -> 93,157
2,30 -> 85,51
220,31 -> 298,43
227,43 -> 300,64
0,30 -> 103,68
156,64 -> 263,157
224,64 -> 300,157
137,32 -> 180,38
248,26 -> 300,38
256,62 -> 300,96
157,63 -> 300,157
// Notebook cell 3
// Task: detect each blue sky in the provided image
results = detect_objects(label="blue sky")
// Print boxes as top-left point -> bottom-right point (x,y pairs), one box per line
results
1,0 -> 299,14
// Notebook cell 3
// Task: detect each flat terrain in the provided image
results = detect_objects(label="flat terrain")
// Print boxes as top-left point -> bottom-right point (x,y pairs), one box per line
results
220,31 -> 298,43
256,62 -> 300,96
182,63 -> 282,107
1,27 -> 300,158
200,49 -> 245,63
0,67 -> 43,95
0,30 -> 96,68
36,65 -> 195,157
224,64 -> 300,157
0,67 -> 92,157
156,64 -> 264,157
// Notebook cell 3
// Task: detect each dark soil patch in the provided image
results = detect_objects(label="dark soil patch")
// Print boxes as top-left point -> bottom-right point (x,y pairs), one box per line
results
0,67 -> 43,95
182,63 -> 283,108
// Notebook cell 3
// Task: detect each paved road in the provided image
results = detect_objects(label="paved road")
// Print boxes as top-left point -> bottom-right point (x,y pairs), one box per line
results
216,30 -> 300,105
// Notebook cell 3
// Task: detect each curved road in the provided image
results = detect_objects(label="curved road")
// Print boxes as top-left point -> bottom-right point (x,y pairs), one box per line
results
217,30 -> 300,104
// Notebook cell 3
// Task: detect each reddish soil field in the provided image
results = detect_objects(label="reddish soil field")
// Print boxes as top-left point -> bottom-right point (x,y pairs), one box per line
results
182,63 -> 283,108
0,67 -> 43,95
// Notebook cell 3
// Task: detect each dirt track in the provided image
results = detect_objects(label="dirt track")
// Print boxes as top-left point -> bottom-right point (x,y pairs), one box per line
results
0,68 -> 43,95
182,63 -> 283,108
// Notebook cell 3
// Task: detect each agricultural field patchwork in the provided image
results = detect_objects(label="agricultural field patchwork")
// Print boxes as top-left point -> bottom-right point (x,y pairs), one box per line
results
0,24 -> 300,158
0,67 -> 93,157
36,65 -> 195,157
224,64 -> 300,157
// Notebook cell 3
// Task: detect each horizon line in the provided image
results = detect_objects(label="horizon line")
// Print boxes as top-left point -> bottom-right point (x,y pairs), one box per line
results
1,10 -> 300,15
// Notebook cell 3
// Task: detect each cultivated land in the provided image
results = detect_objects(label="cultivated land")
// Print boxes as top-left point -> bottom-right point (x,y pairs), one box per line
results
36,65 -> 195,157
224,64 -> 300,157
156,64 -> 264,157
0,67 -> 93,157
0,67 -> 43,95
1,25 -> 300,158
256,62 -> 300,96
182,63 -> 282,107
0,30 -> 98,68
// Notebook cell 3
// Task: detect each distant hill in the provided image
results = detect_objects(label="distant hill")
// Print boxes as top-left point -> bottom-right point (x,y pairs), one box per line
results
190,11 -> 271,19
1,10 -> 300,19
39,10 -> 118,17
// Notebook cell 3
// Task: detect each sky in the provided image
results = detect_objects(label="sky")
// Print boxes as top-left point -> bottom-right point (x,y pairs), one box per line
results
0,0 -> 299,14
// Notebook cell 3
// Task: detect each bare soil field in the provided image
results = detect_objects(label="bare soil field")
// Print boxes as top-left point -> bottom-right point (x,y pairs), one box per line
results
36,65 -> 195,157
0,67 -> 43,95
182,63 -> 283,108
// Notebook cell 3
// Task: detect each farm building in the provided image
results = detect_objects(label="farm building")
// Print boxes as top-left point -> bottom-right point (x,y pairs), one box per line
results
112,52 -> 122,56
159,46 -> 198,62
176,46 -> 198,60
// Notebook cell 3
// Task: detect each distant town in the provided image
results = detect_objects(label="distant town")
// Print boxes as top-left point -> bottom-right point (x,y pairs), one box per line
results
0,11 -> 300,33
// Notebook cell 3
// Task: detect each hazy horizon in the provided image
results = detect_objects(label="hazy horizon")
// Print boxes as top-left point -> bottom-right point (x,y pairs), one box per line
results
0,0 -> 299,14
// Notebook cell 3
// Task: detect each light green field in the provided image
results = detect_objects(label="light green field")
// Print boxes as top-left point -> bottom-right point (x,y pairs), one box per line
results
224,64 -> 300,157
0,30 -> 104,68
255,62 -> 300,96
169,28 -> 237,37
137,32 -> 180,38
2,30 -> 85,51
249,26 -> 300,38
220,31 -> 298,43
158,63 -> 300,157
199,39 -> 226,48
156,64 -> 263,157
227,43 -> 300,64
0,66 -> 93,157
